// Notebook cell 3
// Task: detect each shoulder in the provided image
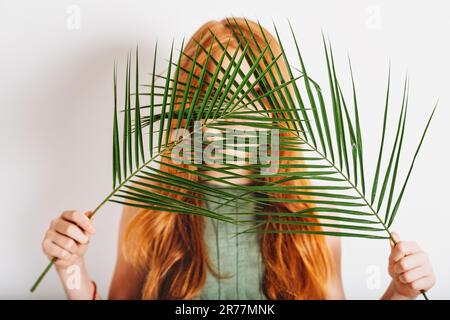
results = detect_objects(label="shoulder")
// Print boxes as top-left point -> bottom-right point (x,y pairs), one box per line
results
319,217 -> 342,257
117,205 -> 141,237
325,233 -> 341,256
319,217 -> 345,299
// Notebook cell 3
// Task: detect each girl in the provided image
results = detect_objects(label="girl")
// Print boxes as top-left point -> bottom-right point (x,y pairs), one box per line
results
41,18 -> 435,300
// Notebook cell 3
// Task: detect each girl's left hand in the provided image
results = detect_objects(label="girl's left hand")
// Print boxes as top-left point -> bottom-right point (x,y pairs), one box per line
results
388,232 -> 436,299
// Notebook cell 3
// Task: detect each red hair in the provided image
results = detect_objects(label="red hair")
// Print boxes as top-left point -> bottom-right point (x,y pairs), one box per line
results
124,18 -> 332,300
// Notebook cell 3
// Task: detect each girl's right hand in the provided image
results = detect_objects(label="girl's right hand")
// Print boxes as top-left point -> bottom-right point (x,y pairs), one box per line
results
42,210 -> 96,268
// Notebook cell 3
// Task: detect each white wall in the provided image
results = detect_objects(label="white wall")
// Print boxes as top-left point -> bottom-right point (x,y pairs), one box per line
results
0,0 -> 449,299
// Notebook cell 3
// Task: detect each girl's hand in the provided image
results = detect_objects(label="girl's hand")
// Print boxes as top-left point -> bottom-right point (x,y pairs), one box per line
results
388,232 -> 435,299
42,210 -> 96,268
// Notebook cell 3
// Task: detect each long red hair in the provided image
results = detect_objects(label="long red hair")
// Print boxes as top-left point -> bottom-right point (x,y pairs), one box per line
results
123,18 -> 332,300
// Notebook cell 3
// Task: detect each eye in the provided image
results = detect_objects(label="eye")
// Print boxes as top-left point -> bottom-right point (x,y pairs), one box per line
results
254,86 -> 263,96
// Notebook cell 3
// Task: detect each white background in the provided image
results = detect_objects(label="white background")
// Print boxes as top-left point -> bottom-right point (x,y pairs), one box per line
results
0,0 -> 449,299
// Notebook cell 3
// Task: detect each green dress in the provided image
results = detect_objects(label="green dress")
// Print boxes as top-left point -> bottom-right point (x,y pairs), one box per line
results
196,189 -> 267,300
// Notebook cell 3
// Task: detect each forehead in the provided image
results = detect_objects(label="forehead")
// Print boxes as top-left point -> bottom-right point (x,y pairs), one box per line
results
217,48 -> 267,114
211,46 -> 257,84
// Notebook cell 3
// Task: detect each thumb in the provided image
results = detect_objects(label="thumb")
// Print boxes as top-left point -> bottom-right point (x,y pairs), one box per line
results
84,210 -> 94,220
390,231 -> 400,248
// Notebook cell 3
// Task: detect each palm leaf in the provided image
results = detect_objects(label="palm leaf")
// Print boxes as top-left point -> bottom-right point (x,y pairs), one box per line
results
31,21 -> 437,300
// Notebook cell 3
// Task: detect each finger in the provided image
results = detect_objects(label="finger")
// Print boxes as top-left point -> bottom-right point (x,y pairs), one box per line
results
410,276 -> 435,292
390,241 -> 421,263
390,232 -> 400,248
47,230 -> 79,254
42,239 -> 72,260
398,266 -> 429,284
52,219 -> 89,244
394,252 -> 428,274
61,210 -> 96,234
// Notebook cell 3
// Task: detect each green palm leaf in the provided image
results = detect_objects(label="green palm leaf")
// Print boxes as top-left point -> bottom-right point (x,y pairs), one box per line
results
31,21 -> 437,300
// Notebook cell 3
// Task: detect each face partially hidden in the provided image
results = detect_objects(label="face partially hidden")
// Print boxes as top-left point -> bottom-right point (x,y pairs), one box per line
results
200,48 -> 273,186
